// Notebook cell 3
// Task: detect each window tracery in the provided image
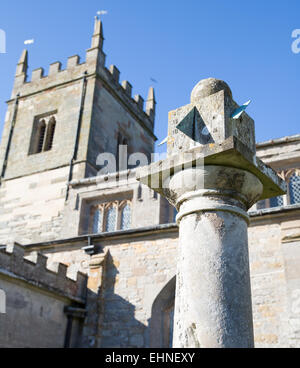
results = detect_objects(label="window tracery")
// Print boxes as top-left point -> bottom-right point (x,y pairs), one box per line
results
91,200 -> 132,233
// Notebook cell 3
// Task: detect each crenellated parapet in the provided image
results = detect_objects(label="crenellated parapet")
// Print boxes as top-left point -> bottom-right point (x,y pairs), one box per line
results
0,243 -> 87,304
10,17 -> 155,130
98,63 -> 155,127
11,50 -> 91,100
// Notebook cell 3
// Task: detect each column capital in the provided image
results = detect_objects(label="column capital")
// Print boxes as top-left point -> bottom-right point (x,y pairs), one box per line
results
170,165 -> 263,224
137,136 -> 286,208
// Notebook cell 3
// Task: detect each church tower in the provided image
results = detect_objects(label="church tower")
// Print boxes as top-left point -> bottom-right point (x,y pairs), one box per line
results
0,18 -> 157,244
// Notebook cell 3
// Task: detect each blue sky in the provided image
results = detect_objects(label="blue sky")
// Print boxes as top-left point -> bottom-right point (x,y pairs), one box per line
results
0,0 -> 299,153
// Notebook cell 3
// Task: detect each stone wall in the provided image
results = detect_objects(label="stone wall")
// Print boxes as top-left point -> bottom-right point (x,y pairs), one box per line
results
256,134 -> 300,170
0,19 -> 155,183
0,243 -> 87,348
0,167 -> 69,244
30,207 -> 300,348
0,167 -> 172,245
1,133 -> 300,347
65,169 -> 172,238
249,220 -> 288,347
249,207 -> 300,348
0,78 -> 91,181
0,19 -> 157,246
88,78 -> 155,172
37,226 -> 178,348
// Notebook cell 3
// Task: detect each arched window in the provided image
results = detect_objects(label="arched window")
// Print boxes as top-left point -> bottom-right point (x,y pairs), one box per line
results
289,173 -> 300,205
92,208 -> 103,234
44,117 -> 56,151
120,203 -> 131,230
105,206 -> 117,232
269,195 -> 284,208
36,120 -> 46,153
29,113 -> 57,155
90,200 -> 133,234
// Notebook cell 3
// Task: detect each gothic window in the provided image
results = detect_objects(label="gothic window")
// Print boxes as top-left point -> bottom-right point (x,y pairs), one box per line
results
36,120 -> 46,153
105,205 -> 117,232
92,208 -> 103,234
44,117 -> 56,151
91,200 -> 132,234
253,168 -> 300,210
289,173 -> 300,205
269,195 -> 284,208
120,203 -> 131,230
29,113 -> 57,155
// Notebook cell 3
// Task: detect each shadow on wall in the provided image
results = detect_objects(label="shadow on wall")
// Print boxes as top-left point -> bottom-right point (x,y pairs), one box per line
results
98,252 -> 147,348
148,276 -> 176,348
0,280 -> 85,348
82,251 -> 176,348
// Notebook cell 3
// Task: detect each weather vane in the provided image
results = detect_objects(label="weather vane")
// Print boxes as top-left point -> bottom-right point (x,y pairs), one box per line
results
96,10 -> 108,19
24,39 -> 34,46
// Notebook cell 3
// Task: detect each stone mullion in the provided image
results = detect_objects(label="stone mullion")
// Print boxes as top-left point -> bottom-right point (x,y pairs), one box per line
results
99,205 -> 105,233
41,118 -> 49,152
115,201 -> 121,231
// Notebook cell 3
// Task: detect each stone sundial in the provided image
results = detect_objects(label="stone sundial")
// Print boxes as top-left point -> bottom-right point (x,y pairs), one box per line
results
137,78 -> 286,348
167,78 -> 255,155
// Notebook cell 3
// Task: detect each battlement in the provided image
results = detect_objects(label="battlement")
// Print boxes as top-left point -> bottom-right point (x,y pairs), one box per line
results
0,243 -> 87,304
11,18 -> 155,128
12,51 -> 90,99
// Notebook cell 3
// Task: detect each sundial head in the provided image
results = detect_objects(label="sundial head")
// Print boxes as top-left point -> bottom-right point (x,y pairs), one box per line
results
191,78 -> 232,103
167,78 -> 256,157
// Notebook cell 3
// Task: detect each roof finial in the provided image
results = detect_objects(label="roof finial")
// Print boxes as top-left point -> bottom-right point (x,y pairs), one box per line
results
91,16 -> 104,49
16,49 -> 28,76
146,86 -> 156,110
146,86 -> 156,122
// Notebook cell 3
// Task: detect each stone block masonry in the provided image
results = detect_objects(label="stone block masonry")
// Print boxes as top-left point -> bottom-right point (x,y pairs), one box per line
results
30,212 -> 300,348
0,243 -> 87,348
0,17 -> 157,246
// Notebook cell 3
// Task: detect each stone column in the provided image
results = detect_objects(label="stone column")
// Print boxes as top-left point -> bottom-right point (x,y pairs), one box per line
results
170,166 -> 262,348
137,78 -> 286,348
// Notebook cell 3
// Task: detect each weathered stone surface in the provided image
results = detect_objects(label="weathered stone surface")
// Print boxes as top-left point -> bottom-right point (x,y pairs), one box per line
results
0,18 -> 299,350
0,17 -> 158,245
175,210 -> 253,347
137,78 -> 286,348
167,78 -> 256,157
137,136 -> 286,201
0,243 -> 87,348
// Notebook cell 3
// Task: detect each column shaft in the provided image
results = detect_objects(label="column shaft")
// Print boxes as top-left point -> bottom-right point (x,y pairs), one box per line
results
173,206 -> 254,348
